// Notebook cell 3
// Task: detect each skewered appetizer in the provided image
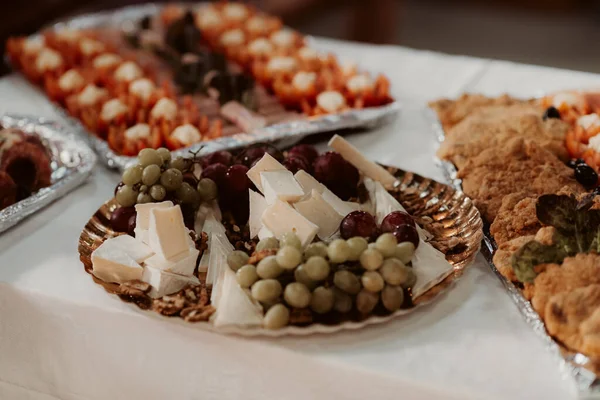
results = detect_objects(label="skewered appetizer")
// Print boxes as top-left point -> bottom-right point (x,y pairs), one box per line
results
0,127 -> 52,210
6,2 -> 394,157
89,136 -> 454,330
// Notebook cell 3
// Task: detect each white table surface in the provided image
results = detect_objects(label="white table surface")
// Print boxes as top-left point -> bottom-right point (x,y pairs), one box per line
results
0,39 -> 596,400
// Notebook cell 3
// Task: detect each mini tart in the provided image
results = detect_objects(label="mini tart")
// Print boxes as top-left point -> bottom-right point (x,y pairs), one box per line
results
312,90 -> 349,116
343,74 -> 392,108
243,14 -> 282,40
108,122 -> 162,156
44,68 -> 89,105
272,71 -> 320,110
252,56 -> 299,90
65,84 -> 110,136
269,29 -> 304,51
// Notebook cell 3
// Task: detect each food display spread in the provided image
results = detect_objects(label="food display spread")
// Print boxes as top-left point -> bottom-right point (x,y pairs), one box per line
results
6,2 -> 393,157
79,135 -> 480,332
0,127 -> 52,210
431,91 -> 600,370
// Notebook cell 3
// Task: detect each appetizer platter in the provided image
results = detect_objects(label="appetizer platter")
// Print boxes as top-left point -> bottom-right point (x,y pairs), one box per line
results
6,2 -> 399,170
0,114 -> 96,233
430,91 -> 600,393
78,135 -> 482,336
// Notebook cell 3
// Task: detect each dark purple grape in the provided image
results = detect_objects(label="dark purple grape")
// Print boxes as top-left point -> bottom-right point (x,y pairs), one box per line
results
283,155 -> 310,174
202,150 -> 233,168
392,224 -> 419,249
236,145 -> 284,167
128,214 -> 136,236
340,211 -> 378,241
225,164 -> 250,193
288,144 -> 318,165
201,163 -> 227,187
183,172 -> 198,188
381,211 -> 415,233
313,151 -> 359,200
231,195 -> 250,225
111,206 -> 136,233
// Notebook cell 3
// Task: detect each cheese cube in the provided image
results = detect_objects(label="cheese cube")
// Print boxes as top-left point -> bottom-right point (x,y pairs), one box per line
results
108,234 -> 154,263
134,227 -> 150,245
260,170 -> 304,204
261,200 -> 318,247
142,266 -> 200,298
135,201 -> 174,231
92,240 -> 143,284
144,247 -> 199,276
321,189 -> 357,216
294,190 -> 345,240
258,226 -> 274,240
208,235 -> 234,306
148,205 -> 189,260
328,134 -> 397,188
246,153 -> 286,192
249,189 -> 268,238
294,170 -> 326,196
211,266 -> 263,327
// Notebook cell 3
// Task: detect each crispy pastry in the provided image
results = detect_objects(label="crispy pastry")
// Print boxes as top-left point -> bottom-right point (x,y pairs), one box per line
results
438,104 -> 570,169
457,138 -> 582,222
545,284 -> 600,357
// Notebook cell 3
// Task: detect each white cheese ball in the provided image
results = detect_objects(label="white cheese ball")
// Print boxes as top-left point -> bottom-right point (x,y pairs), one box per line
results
23,36 -> 45,55
248,38 -> 273,56
125,123 -> 151,141
35,48 -> 63,73
317,91 -> 346,113
346,74 -> 373,93
292,71 -> 316,92
270,29 -> 295,48
78,84 -> 108,106
171,124 -> 202,146
93,53 -> 122,69
114,61 -> 143,82
298,46 -> 318,61
129,78 -> 156,102
578,114 -> 600,130
222,3 -> 248,21
79,38 -> 105,56
150,98 -> 177,120
267,56 -> 297,73
220,29 -> 245,47
195,6 -> 222,29
58,69 -> 84,92
100,99 -> 128,122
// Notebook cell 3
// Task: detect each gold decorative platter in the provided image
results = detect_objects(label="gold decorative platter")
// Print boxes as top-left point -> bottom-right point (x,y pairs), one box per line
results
79,164 -> 483,336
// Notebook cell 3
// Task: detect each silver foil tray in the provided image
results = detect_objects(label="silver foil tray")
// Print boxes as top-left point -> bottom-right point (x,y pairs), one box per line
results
427,106 -> 600,397
0,114 -> 97,233
39,3 -> 401,171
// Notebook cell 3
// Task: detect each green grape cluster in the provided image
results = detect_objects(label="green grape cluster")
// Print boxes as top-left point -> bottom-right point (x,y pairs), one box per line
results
115,147 -> 218,208
226,231 -> 418,330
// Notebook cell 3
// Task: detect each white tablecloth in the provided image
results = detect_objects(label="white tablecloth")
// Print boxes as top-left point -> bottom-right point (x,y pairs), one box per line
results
1,39 -> 596,400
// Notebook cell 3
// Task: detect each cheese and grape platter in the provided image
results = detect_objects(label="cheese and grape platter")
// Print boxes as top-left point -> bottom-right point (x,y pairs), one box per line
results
78,135 -> 482,335
7,2 -> 399,170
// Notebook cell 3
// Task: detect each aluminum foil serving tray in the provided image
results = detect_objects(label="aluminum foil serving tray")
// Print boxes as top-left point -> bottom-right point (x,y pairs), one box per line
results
45,3 -> 400,171
427,106 -> 600,397
0,114 -> 96,233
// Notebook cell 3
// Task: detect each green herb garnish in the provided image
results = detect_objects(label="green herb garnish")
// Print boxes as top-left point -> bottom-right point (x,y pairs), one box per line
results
511,194 -> 600,283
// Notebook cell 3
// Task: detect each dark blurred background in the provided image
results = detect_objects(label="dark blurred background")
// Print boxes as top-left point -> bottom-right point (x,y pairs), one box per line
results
2,0 -> 600,75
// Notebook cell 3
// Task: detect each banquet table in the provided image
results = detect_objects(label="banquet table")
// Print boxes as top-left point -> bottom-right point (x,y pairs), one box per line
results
3,37 -> 600,400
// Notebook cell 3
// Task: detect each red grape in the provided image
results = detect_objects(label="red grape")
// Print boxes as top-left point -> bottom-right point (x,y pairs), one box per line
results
231,194 -> 250,224
313,151 -> 359,200
128,214 -> 136,236
283,155 -> 310,174
183,172 -> 198,188
288,144 -> 318,164
237,145 -> 283,167
340,211 -> 378,240
201,163 -> 227,187
392,224 -> 419,249
202,150 -> 233,168
381,211 -> 415,233
225,164 -> 250,193
111,206 -> 136,233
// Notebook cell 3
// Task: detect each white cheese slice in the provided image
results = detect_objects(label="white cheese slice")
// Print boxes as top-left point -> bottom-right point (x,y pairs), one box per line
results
135,201 -> 174,231
321,189 -> 356,216
294,170 -> 326,197
148,205 -> 190,260
144,247 -> 199,276
249,190 -> 268,238
108,234 -> 154,263
328,134 -> 397,188
246,153 -> 286,192
411,243 -> 454,299
91,240 -> 143,284
211,266 -> 263,328
195,200 -> 222,233
294,190 -> 345,240
258,226 -> 275,240
142,266 -> 200,299
208,235 -> 234,306
260,170 -> 304,204
262,200 -> 318,247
